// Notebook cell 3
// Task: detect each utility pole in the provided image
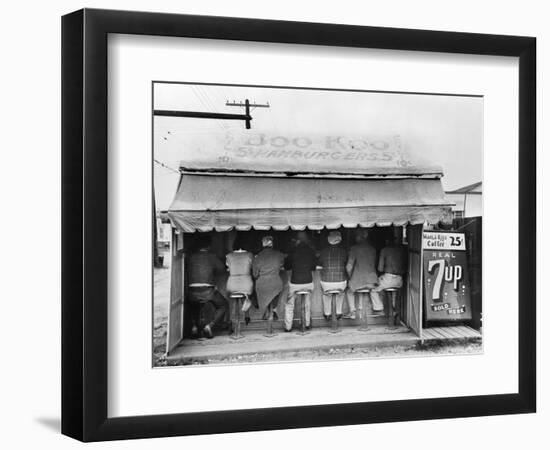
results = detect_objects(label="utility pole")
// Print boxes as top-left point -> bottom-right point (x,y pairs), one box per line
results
152,98 -> 270,255
226,99 -> 270,129
153,99 -> 269,129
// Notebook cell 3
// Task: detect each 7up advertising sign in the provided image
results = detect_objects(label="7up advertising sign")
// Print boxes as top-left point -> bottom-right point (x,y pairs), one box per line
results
423,231 -> 472,321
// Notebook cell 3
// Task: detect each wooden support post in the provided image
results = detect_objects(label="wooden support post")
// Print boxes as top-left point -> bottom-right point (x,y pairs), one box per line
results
244,99 -> 251,129
226,99 -> 269,130
154,109 -> 252,122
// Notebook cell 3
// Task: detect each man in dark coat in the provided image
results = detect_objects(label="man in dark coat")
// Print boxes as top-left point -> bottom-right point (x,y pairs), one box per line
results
284,231 -> 317,331
252,235 -> 285,320
187,237 -> 227,338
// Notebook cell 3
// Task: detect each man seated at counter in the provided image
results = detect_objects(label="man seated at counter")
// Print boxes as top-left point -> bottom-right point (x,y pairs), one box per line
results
370,235 -> 408,313
318,231 -> 348,320
284,231 -> 317,332
225,239 -> 254,324
252,235 -> 285,321
344,229 -> 379,318
187,236 -> 228,339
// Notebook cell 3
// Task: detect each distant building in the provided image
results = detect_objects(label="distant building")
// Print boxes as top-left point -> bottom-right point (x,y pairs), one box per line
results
156,211 -> 172,247
445,181 -> 482,219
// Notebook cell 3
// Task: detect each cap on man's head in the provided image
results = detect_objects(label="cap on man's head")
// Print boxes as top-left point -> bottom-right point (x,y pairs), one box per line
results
356,229 -> 368,242
327,231 -> 342,245
262,235 -> 274,247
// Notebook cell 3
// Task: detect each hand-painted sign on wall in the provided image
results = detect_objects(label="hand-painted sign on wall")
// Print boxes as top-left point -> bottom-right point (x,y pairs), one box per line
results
423,231 -> 472,321
160,131 -> 443,177
225,134 -> 409,165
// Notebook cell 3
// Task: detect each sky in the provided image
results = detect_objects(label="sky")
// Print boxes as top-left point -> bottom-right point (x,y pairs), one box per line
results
153,83 -> 483,210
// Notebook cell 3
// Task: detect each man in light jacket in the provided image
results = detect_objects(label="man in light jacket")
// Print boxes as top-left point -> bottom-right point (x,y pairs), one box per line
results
344,229 -> 379,318
370,235 -> 407,313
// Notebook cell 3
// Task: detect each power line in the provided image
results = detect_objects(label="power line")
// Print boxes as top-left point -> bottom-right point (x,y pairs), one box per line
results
191,86 -> 222,131
155,171 -> 179,177
154,159 -> 179,174
192,86 -> 226,132
198,85 -> 229,130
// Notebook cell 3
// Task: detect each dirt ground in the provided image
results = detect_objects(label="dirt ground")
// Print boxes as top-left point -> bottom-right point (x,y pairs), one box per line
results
157,340 -> 482,367
153,247 -> 171,365
153,251 -> 481,367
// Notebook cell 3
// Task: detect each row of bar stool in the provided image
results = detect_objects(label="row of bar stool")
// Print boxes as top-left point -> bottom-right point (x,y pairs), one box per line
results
229,287 -> 400,339
229,290 -> 312,339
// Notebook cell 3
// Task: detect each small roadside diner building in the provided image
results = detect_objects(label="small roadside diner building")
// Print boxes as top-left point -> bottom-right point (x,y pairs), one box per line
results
164,132 -> 460,355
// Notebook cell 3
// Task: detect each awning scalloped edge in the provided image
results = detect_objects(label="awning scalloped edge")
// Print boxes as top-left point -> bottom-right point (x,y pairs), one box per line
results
167,215 -> 452,233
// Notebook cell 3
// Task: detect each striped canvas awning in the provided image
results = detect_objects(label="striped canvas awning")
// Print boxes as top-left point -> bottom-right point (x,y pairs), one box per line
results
167,174 -> 453,232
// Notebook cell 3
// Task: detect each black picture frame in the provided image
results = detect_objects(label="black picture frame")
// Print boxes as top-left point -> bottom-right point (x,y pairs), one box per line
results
61,8 -> 536,442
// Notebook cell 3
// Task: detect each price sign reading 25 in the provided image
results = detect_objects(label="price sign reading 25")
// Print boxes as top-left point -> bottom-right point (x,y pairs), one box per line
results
449,235 -> 463,247
427,259 -> 463,301
423,231 -> 466,251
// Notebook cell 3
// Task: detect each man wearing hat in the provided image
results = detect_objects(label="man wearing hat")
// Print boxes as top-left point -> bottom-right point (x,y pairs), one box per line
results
318,231 -> 348,320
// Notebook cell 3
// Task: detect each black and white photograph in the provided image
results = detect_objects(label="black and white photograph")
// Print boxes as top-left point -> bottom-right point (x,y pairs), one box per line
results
153,82 -> 483,367
0,0 -> 544,446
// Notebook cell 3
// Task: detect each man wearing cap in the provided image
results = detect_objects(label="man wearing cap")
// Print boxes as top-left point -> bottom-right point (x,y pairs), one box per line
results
318,231 -> 348,320
187,236 -> 228,339
284,231 -> 317,331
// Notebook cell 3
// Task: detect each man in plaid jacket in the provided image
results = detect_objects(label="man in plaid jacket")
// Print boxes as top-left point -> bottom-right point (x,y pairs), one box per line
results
318,231 -> 348,320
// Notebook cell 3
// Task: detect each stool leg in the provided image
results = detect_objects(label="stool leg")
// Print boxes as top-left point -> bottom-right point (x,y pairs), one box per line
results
264,303 -> 276,337
236,298 -> 242,337
359,294 -> 369,331
295,293 -> 310,335
300,294 -> 306,333
387,291 -> 396,328
198,304 -> 205,339
395,291 -> 400,325
329,293 -> 341,333
231,297 -> 244,340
